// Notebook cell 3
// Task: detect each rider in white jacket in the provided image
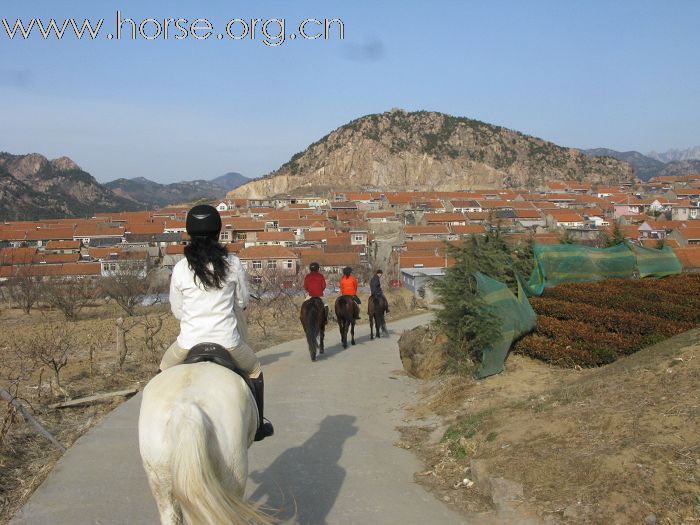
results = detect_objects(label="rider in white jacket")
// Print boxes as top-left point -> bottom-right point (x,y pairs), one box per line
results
159,204 -> 273,441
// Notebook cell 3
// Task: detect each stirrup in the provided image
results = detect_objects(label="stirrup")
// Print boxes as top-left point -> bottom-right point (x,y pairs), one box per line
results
255,418 -> 274,441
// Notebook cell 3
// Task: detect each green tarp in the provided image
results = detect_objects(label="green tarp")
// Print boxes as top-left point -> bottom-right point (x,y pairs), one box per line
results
475,272 -> 537,379
524,242 -> 682,296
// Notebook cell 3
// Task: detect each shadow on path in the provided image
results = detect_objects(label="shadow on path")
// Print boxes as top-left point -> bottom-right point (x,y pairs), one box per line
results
259,351 -> 293,366
248,415 -> 358,525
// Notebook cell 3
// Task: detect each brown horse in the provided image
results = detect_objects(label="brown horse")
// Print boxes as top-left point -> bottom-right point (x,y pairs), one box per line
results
300,297 -> 326,361
334,295 -> 357,349
368,294 -> 388,340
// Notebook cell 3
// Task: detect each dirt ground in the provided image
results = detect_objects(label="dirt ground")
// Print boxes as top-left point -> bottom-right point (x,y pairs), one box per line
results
399,330 -> 700,525
0,288 -> 423,525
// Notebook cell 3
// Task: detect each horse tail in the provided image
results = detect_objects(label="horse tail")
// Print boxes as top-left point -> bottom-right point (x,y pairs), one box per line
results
305,300 -> 318,354
168,401 -> 271,525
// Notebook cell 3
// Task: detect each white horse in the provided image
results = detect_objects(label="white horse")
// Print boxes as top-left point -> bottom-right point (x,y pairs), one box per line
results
138,362 -> 272,525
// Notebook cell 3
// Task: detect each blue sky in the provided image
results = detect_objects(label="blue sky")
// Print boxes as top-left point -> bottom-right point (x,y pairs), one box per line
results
1,0 -> 699,183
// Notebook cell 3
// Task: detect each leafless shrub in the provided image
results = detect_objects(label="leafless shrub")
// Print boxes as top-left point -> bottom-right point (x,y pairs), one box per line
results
0,346 -> 36,446
42,277 -> 98,321
247,268 -> 302,337
7,266 -> 42,315
139,309 -> 169,364
21,323 -> 76,400
100,261 -> 154,316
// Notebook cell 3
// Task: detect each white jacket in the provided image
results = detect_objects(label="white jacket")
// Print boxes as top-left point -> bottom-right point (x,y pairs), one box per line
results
170,255 -> 249,349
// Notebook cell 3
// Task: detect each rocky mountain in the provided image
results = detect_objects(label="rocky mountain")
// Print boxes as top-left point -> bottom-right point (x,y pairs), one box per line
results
105,172 -> 249,208
584,148 -> 700,181
647,146 -> 700,163
656,159 -> 700,179
228,109 -> 634,198
0,152 -> 142,221
583,148 -> 665,181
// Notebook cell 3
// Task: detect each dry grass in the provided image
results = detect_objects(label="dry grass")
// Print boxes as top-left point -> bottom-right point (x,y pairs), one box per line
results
401,331 -> 700,524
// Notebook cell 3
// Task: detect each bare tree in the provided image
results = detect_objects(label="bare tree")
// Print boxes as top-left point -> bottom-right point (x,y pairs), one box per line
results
0,345 -> 35,446
23,323 -> 75,399
246,268 -> 302,338
7,265 -> 42,315
43,277 -> 98,321
139,308 -> 169,364
100,260 -> 153,316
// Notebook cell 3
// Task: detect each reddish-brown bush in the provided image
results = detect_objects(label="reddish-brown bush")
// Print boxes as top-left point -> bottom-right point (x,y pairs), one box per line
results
514,274 -> 700,368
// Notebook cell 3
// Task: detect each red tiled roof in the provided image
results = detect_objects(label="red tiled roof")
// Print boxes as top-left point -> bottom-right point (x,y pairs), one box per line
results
165,245 -> 185,255
672,246 -> 700,268
46,240 -> 81,250
0,247 -> 36,265
399,255 -> 454,269
299,251 -> 361,267
450,224 -> 487,235
424,212 -> 466,223
125,223 -> 164,236
547,210 -> 585,222
33,253 -> 81,264
304,230 -> 337,242
255,231 -> 296,241
27,227 -> 75,241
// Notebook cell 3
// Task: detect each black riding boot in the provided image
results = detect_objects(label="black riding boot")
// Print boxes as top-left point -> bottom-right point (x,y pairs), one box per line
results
251,373 -> 274,442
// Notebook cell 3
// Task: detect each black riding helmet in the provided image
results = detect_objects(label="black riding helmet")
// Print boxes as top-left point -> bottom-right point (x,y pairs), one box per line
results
342,266 -> 352,276
309,262 -> 320,272
186,204 -> 222,238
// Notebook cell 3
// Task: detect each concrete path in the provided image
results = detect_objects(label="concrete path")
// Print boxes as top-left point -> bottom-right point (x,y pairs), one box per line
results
11,313 -> 467,525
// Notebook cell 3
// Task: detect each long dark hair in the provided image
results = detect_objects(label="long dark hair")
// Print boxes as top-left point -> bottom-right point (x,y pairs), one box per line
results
184,235 -> 229,289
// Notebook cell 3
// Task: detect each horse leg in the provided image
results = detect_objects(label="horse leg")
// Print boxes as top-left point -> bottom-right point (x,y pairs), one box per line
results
350,321 -> 356,345
145,468 -> 183,525
319,321 -> 325,354
369,312 -> 374,340
339,319 -> 347,349
376,314 -> 381,339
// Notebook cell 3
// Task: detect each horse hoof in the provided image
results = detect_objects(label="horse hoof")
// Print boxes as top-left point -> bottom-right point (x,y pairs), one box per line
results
351,341 -> 356,346
311,356 -> 316,362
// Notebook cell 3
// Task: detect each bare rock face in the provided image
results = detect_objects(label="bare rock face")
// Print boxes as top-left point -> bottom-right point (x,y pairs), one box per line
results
50,156 -> 81,172
3,153 -> 49,181
230,110 -> 634,198
0,151 -> 141,220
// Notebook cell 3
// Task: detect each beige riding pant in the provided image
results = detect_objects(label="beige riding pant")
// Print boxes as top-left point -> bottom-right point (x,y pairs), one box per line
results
159,306 -> 261,377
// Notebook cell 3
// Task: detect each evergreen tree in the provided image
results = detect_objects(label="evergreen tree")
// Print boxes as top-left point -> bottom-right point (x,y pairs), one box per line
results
432,228 -> 532,373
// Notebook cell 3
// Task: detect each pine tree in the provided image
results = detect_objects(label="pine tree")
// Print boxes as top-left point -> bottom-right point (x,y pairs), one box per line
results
431,228 -> 530,373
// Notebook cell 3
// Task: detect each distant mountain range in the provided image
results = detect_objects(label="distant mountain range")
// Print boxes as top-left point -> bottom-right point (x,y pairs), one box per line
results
0,151 -> 247,221
583,147 -> 700,181
105,172 -> 249,208
647,146 -> 700,163
0,152 -> 143,221
230,109 -> 634,198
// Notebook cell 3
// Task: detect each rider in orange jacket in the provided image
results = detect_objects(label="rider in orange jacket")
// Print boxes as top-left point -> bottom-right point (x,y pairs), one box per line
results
339,266 -> 360,319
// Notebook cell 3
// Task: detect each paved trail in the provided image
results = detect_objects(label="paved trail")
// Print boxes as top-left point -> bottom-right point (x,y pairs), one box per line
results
11,313 -> 467,525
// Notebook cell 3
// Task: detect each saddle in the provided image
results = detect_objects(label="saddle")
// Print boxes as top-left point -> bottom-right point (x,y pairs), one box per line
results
183,343 -> 253,393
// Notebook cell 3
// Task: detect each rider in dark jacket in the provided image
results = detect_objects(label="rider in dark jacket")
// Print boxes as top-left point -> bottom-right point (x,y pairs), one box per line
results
369,269 -> 389,313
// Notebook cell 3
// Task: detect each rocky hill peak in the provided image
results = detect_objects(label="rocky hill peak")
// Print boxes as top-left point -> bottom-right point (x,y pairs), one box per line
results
229,110 -> 634,198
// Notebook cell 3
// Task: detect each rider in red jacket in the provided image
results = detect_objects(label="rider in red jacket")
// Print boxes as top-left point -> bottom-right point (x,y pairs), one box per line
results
304,262 -> 328,321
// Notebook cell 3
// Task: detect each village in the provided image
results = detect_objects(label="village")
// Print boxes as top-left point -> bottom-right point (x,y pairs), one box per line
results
2,174 -> 700,298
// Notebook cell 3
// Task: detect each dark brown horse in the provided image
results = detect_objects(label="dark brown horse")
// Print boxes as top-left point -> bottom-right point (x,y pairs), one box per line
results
300,297 -> 326,361
368,294 -> 388,340
334,295 -> 357,349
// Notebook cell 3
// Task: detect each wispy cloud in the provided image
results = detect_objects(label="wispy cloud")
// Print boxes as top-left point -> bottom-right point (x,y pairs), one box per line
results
344,38 -> 384,62
0,69 -> 33,88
